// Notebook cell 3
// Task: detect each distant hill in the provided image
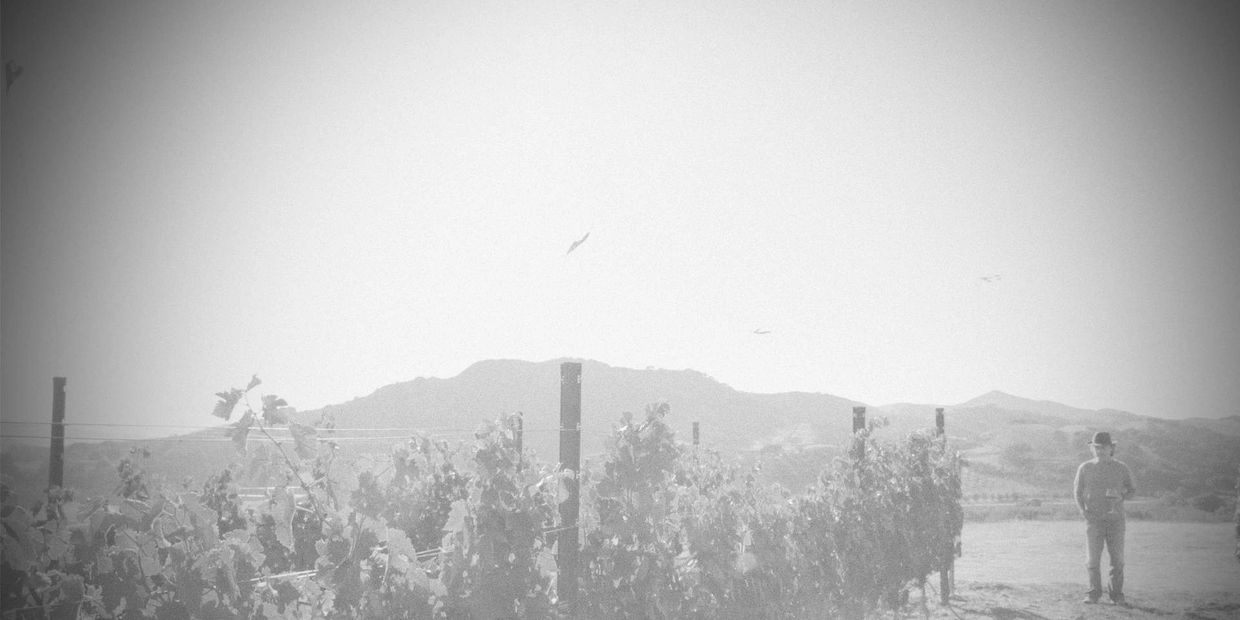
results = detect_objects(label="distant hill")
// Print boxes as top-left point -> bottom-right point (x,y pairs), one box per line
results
1181,415 -> 1240,437
957,390 -> 1094,417
300,358 -> 866,460
3,359 -> 1237,504
880,392 -> 1237,500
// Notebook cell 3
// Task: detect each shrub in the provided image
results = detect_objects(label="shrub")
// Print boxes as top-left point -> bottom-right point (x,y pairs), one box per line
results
1190,493 -> 1224,514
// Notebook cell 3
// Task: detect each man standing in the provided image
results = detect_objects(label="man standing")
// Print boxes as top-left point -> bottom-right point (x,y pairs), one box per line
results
1074,431 -> 1136,606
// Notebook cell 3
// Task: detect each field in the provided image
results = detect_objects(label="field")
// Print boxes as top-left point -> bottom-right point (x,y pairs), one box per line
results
910,520 -> 1240,619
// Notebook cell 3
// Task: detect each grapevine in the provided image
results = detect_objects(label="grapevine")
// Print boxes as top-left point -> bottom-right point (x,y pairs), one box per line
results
0,378 -> 961,619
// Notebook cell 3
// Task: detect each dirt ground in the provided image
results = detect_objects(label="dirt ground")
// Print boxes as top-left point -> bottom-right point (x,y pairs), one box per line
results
902,521 -> 1240,620
914,581 -> 1240,620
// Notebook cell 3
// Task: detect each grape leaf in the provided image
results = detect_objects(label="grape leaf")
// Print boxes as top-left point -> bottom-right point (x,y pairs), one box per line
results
216,544 -> 239,597
45,529 -> 71,562
58,573 -> 85,601
115,528 -> 162,576
211,389 -> 244,421
1,508 -> 42,570
77,497 -> 106,521
271,488 -> 295,551
443,500 -> 468,534
181,495 -> 219,547
558,472 -> 575,505
228,411 -> 254,453
385,527 -> 415,572
120,499 -> 147,522
98,569 -> 127,614
49,596 -> 79,620
289,422 -> 317,460
140,497 -> 166,532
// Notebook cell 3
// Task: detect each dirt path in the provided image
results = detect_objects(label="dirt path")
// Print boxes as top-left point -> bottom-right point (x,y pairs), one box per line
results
915,581 -> 1240,619
900,520 -> 1240,619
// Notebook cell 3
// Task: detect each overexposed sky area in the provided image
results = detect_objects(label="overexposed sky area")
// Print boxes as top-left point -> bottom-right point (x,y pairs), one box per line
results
3,1 -> 1239,440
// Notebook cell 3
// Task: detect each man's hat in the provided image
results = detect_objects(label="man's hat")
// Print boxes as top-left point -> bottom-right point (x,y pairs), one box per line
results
1089,431 -> 1115,446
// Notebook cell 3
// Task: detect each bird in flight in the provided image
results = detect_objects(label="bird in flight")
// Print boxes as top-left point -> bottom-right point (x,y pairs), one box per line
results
979,274 -> 1001,283
752,329 -> 771,335
5,61 -> 23,92
566,232 -> 590,255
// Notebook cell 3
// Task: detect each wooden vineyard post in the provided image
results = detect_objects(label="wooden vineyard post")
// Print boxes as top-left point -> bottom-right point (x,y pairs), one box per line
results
851,406 -> 866,461
692,421 -> 699,447
847,404 -> 868,617
936,407 -> 953,605
516,412 -> 524,472
557,362 -> 582,604
49,377 -> 67,489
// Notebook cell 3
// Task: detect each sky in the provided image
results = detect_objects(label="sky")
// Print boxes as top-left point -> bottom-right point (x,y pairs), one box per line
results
3,1 -> 1239,442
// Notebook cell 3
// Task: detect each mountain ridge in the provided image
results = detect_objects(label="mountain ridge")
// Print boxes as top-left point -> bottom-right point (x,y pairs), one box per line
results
295,358 -> 1176,457
3,358 -> 1235,503
302,358 -> 867,458
290,359 -> 1236,499
350,362 -> 1165,425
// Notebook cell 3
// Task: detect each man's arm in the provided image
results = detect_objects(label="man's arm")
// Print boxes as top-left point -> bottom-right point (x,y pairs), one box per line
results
1122,463 -> 1136,500
1074,463 -> 1087,514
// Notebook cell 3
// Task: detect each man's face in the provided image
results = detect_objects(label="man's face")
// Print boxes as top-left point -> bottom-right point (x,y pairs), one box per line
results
1091,444 -> 1114,459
